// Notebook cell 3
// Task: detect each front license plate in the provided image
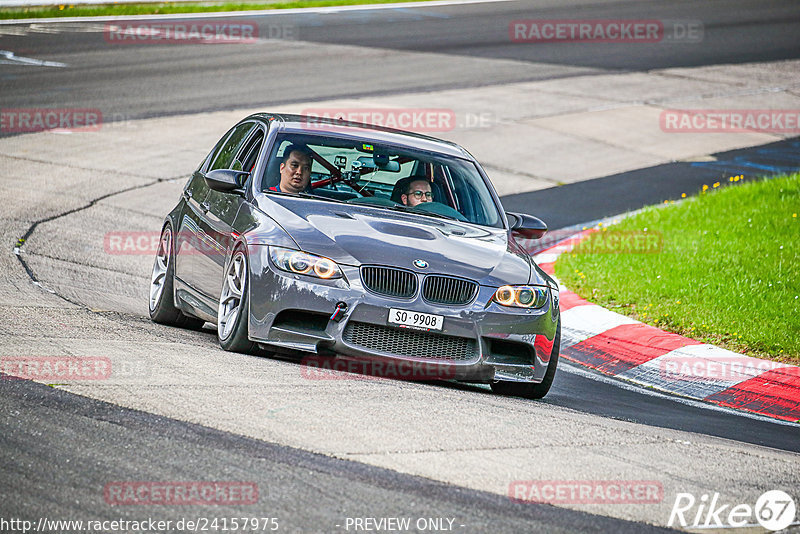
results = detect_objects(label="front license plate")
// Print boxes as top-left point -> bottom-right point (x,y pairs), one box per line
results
388,308 -> 443,331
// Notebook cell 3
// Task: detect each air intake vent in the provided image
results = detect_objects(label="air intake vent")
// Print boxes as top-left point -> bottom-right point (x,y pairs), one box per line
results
343,321 -> 478,361
361,266 -> 417,299
422,275 -> 478,305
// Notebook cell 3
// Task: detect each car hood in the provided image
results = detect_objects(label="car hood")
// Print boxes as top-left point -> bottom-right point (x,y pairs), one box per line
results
254,196 -> 536,287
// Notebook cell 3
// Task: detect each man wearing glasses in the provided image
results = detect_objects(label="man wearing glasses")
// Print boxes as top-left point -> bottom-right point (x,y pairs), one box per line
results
400,177 -> 434,207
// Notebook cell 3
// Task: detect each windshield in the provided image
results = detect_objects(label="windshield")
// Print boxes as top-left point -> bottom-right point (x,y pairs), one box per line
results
261,133 -> 503,228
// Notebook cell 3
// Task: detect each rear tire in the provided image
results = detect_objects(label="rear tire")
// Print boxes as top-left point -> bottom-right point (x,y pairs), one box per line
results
491,319 -> 561,400
149,225 -> 205,329
218,246 -> 256,354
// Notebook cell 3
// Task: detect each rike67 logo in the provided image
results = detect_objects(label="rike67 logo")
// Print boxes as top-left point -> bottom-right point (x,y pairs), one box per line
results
668,490 -> 796,531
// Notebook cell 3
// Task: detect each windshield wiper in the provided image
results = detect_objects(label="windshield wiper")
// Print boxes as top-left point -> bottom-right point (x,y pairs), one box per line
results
379,204 -> 461,222
414,210 -> 460,222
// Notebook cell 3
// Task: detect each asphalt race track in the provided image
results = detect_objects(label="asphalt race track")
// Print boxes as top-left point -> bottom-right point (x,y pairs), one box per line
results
1,1 -> 800,532
1,0 -> 799,122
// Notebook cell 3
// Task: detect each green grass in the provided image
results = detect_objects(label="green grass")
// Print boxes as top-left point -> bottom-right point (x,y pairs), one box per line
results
0,0 -> 420,19
554,172 -> 800,364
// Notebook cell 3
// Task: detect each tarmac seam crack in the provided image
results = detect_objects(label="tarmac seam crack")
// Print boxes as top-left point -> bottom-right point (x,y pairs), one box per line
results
94,203 -> 170,220
12,173 -> 184,305
595,444 -> 800,488
526,102 -> 776,159
0,151 -> 165,180
647,69 -> 752,87
481,162 -> 561,185
529,119 -> 672,160
643,80 -> 800,106
522,72 -> 800,110
22,249 -> 150,280
525,85 -> 632,104
647,68 -> 800,92
341,440 -> 665,456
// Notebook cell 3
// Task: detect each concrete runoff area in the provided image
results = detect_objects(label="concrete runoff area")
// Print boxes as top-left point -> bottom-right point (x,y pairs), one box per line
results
2,58 -> 800,528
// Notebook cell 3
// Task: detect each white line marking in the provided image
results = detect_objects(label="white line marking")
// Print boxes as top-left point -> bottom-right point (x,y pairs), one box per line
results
561,304 -> 639,348
616,344 -> 789,399
0,49 -> 66,67
0,0 -> 515,24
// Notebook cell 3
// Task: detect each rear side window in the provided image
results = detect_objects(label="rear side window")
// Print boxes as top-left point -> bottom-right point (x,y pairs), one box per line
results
239,129 -> 264,173
208,123 -> 254,171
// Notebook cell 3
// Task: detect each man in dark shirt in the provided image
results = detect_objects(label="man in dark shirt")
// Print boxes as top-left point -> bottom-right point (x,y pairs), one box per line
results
270,144 -> 312,193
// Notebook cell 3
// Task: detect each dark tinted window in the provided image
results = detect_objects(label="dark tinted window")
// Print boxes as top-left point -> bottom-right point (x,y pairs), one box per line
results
239,129 -> 264,173
209,122 -> 255,171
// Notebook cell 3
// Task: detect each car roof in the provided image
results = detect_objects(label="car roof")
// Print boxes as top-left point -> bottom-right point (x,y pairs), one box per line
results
246,113 -> 472,159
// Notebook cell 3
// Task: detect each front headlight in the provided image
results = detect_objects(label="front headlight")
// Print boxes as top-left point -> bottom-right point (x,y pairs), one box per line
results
269,247 -> 343,279
494,285 -> 548,309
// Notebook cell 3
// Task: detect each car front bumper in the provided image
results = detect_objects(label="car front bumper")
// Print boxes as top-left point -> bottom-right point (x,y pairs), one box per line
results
247,246 -> 559,383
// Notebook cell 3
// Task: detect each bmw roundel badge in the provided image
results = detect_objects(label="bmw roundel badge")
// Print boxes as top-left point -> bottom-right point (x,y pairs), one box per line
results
413,259 -> 428,269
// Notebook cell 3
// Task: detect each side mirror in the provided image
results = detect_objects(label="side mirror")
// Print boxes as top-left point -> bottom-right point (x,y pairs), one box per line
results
205,169 -> 248,195
507,212 -> 547,240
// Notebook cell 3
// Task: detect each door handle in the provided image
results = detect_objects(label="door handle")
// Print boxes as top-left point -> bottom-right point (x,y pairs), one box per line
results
200,201 -> 210,212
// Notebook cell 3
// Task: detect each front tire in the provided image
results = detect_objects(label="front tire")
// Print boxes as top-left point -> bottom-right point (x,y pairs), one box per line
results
149,225 -> 205,329
218,246 -> 256,354
491,319 -> 561,400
